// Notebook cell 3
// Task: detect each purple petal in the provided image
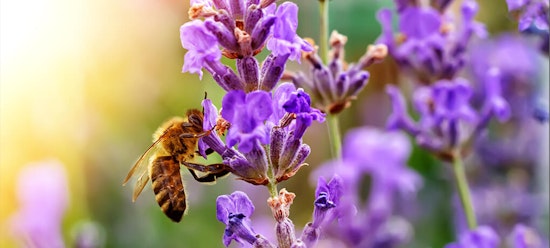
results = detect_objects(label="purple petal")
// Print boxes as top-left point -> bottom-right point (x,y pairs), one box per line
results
180,20 -> 221,79
202,99 -> 218,130
216,195 -> 233,224
230,191 -> 255,218
266,2 -> 312,61
246,91 -> 273,122
271,82 -> 297,123
376,9 -> 395,48
399,7 -> 441,40
221,90 -> 246,123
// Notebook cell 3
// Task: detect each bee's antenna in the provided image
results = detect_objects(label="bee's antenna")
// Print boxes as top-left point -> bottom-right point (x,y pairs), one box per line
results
202,91 -> 208,114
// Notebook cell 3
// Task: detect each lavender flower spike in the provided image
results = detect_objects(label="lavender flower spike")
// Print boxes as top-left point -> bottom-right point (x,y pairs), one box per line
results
267,2 -> 313,62
217,191 -> 272,247
180,20 -> 221,79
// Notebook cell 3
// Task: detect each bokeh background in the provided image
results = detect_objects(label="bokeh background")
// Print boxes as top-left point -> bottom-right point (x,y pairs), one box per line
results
1,0 -> 548,247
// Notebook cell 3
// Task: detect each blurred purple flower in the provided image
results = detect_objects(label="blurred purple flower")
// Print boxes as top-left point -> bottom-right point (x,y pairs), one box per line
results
312,176 -> 343,228
386,78 -> 492,158
479,68 -> 511,123
445,226 -> 500,248
377,0 -> 486,83
266,2 -> 313,62
287,31 -> 384,115
506,0 -> 549,31
343,128 -> 421,195
300,176 -> 343,248
216,191 -> 259,247
222,90 -> 272,153
10,160 -> 69,248
453,183 -> 541,237
311,127 -> 420,247
469,34 -> 548,123
430,79 -> 478,127
386,85 -> 420,135
510,224 -> 543,248
180,20 -> 221,79
399,7 -> 442,40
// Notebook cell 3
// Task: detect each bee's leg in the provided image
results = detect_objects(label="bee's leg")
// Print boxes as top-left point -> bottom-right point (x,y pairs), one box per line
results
186,168 -> 230,183
179,130 -> 211,139
182,162 -> 231,183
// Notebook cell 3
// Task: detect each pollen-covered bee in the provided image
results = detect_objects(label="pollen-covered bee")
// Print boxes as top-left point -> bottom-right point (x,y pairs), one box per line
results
123,109 -> 231,222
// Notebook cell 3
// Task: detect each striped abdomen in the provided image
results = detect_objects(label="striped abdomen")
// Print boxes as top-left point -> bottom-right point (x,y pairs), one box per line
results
150,156 -> 186,222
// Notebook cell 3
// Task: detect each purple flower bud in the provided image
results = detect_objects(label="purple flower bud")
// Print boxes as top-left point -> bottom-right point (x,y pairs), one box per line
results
228,0 -> 245,20
237,56 -> 260,92
204,19 -> 239,52
216,191 -> 258,247
269,127 -> 285,171
276,218 -> 296,248
266,2 -> 313,62
251,16 -> 277,51
222,90 -> 272,153
259,53 -> 289,91
180,20 -> 221,79
445,226 -> 500,248
244,4 -> 263,34
268,189 -> 297,248
208,61 -> 245,91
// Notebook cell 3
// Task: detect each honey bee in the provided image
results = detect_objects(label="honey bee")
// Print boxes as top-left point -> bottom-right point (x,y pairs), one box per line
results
123,109 -> 232,222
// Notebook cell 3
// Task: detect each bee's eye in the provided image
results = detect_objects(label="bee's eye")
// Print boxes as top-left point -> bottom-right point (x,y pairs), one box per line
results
188,114 -> 202,127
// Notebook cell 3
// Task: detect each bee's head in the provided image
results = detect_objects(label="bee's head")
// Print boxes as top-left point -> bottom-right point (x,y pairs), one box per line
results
186,109 -> 204,129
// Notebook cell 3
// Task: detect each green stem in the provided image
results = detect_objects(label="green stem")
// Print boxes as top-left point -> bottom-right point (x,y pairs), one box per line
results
319,0 -> 329,64
265,149 -> 278,197
327,114 -> 342,159
452,151 -> 478,229
267,179 -> 278,198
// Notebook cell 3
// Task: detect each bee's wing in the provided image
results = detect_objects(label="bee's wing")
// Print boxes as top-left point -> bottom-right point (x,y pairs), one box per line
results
123,127 -> 171,202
